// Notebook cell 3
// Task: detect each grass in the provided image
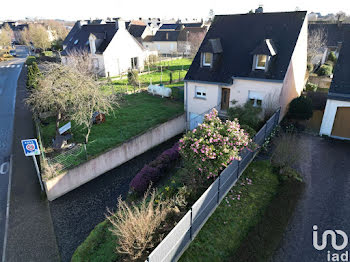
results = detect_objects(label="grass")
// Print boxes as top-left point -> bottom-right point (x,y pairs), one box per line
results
71,160 -> 281,262
40,92 -> 184,168
153,58 -> 193,71
180,161 -> 280,262
71,220 -> 118,262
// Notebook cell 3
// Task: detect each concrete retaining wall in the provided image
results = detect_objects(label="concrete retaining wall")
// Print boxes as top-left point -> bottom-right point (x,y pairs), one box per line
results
44,114 -> 186,201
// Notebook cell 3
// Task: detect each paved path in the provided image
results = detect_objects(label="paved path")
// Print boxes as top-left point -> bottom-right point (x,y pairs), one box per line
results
0,46 -> 27,259
271,135 -> 350,262
5,60 -> 60,261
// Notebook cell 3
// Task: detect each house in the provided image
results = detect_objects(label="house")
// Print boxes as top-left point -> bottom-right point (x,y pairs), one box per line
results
320,33 -> 350,139
184,11 -> 308,129
61,20 -> 150,77
127,23 -> 153,44
308,22 -> 350,65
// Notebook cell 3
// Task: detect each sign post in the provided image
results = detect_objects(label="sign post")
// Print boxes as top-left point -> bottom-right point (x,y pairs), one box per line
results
21,139 -> 44,191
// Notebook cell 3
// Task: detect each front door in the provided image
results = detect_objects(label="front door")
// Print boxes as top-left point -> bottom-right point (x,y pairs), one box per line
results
331,107 -> 350,139
221,88 -> 230,111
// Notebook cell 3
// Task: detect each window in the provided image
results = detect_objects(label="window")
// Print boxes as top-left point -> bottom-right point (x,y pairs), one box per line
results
195,86 -> 207,99
255,54 -> 267,69
202,52 -> 212,67
248,91 -> 264,107
131,57 -> 138,69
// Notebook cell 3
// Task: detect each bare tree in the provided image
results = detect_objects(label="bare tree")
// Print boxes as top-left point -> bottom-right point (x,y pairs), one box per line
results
44,20 -> 68,41
26,62 -> 118,143
0,24 -> 13,50
188,31 -> 206,57
308,28 -> 328,64
64,49 -> 96,76
23,24 -> 51,51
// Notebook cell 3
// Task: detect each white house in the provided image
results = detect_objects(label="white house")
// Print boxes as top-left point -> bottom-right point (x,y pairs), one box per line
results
320,33 -> 350,139
184,11 -> 308,129
61,20 -> 149,77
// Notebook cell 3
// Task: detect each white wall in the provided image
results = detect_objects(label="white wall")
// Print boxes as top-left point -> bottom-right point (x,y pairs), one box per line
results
153,41 -> 178,55
279,16 -> 308,118
320,99 -> 350,136
103,29 -> 147,77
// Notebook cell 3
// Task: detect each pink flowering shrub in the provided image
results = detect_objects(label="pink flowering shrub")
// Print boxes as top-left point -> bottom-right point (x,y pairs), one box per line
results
179,109 -> 252,179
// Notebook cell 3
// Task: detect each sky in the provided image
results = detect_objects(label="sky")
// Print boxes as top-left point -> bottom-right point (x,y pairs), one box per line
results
0,0 -> 349,21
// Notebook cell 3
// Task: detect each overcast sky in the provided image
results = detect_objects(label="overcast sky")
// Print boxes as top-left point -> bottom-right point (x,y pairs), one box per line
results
1,0 -> 349,21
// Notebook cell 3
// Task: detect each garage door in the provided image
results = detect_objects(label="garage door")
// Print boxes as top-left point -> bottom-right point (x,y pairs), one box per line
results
331,107 -> 350,139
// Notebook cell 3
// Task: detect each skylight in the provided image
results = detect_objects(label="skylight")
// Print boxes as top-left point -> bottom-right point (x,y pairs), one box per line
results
74,39 -> 79,45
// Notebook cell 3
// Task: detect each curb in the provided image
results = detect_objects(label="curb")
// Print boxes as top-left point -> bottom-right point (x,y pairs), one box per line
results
2,154 -> 13,262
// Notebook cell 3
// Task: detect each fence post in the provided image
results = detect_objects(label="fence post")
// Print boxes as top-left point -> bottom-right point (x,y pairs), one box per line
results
217,174 -> 221,203
264,123 -> 268,140
190,207 -> 193,240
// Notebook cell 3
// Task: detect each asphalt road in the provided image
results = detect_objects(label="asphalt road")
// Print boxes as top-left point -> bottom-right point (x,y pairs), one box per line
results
271,135 -> 350,262
0,46 -> 27,259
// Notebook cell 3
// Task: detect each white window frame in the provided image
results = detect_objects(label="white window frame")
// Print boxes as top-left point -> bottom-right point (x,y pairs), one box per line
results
255,54 -> 268,70
202,52 -> 212,67
248,91 -> 264,107
195,86 -> 207,99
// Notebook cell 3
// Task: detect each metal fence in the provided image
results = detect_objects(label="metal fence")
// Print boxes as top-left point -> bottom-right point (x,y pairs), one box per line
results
146,108 -> 281,262
188,103 -> 221,130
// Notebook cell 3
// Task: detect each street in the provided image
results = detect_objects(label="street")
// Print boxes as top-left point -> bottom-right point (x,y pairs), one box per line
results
0,46 -> 27,259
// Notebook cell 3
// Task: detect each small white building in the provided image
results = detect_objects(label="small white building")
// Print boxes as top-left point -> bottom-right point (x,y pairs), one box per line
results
61,20 -> 149,77
320,35 -> 350,140
184,11 -> 308,129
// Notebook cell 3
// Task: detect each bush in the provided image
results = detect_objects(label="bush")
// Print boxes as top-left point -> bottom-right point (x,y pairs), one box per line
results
127,69 -> 139,88
26,62 -> 40,89
305,82 -> 318,92
227,101 -> 262,131
180,109 -> 251,181
317,64 -> 333,76
307,63 -> 314,73
287,96 -> 313,120
328,51 -> 337,62
130,143 -> 180,193
107,189 -> 174,261
26,56 -> 36,66
240,124 -> 257,137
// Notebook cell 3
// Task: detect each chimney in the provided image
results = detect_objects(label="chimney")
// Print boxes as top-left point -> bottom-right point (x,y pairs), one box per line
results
255,5 -> 263,13
77,20 -> 87,29
115,20 -> 126,30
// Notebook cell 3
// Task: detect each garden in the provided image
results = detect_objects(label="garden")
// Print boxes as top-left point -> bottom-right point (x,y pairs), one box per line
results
71,103 -> 305,262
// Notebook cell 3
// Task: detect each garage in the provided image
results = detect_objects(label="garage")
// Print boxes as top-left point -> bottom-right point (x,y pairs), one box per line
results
331,107 -> 350,139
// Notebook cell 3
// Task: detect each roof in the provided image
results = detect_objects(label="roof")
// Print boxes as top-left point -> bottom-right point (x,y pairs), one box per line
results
328,32 -> 350,101
309,23 -> 350,47
128,24 -> 147,38
159,24 -> 182,30
153,30 -> 180,41
185,11 -> 307,84
182,23 -> 203,28
62,23 -> 118,55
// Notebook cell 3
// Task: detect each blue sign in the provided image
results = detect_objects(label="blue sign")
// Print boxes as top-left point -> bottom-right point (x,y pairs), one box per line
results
21,139 -> 40,156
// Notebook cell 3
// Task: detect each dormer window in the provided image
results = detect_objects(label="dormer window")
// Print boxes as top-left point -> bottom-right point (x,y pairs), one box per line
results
202,52 -> 212,67
255,54 -> 267,69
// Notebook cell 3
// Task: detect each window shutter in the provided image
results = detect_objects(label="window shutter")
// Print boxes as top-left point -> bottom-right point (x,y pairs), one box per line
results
252,55 -> 257,71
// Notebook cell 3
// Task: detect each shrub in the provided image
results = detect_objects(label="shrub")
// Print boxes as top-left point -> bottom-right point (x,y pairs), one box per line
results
179,109 -> 251,181
317,64 -> 333,76
241,124 -> 257,137
127,70 -> 139,90
107,189 -> 174,260
26,62 -> 40,89
305,82 -> 318,92
328,51 -> 337,62
26,56 -> 36,66
271,133 -> 303,181
307,63 -> 314,73
227,100 -> 262,131
287,96 -> 313,120
130,143 -> 180,193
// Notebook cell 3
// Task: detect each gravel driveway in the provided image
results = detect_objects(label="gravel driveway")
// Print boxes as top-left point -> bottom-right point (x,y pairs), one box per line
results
271,135 -> 350,262
49,135 -> 181,262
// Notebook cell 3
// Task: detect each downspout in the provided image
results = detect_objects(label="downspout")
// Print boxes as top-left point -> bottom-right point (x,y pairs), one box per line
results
185,81 -> 189,130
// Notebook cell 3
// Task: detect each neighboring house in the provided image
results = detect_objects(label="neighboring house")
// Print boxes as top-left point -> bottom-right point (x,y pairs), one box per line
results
61,20 -> 149,77
308,22 -> 350,65
127,24 -> 153,44
184,11 -> 308,129
152,29 -> 180,55
320,33 -> 350,139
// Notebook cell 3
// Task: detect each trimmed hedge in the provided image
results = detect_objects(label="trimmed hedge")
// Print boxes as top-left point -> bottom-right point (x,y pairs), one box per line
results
317,64 -> 333,76
26,56 -> 37,66
328,51 -> 337,62
287,96 -> 313,120
130,143 -> 180,193
305,82 -> 318,92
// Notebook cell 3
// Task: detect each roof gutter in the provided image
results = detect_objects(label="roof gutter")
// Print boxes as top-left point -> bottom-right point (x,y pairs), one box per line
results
184,79 -> 232,86
231,76 -> 283,83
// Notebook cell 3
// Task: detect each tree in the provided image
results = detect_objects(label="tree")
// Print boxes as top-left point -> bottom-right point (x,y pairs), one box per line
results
127,70 -> 139,93
308,28 -> 327,64
26,63 -> 118,143
188,30 -> 207,57
24,24 -> 51,51
0,24 -> 13,50
65,49 -> 96,76
44,20 -> 68,41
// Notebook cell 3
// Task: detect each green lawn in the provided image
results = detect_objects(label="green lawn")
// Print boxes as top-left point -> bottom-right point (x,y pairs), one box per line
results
40,92 -> 184,167
71,161 -> 280,262
154,58 -> 193,71
180,161 -> 279,262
